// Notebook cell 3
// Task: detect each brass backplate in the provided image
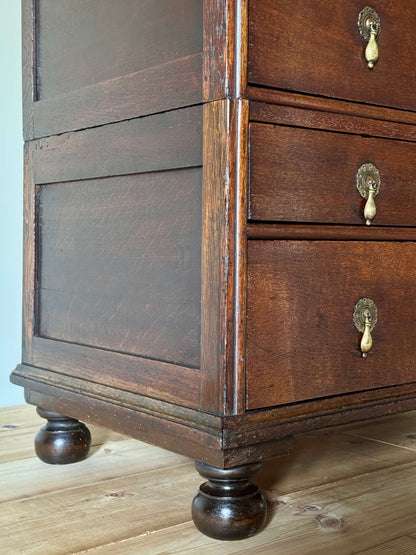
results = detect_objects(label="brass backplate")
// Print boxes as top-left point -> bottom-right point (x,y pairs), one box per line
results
358,6 -> 381,41
353,298 -> 378,333
356,162 -> 381,199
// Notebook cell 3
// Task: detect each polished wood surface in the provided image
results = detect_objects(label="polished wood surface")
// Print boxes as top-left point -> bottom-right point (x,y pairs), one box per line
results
24,0 -> 203,138
3,404 -> 416,553
200,100 -> 249,414
250,100 -> 416,143
11,0 -> 416,540
34,408 -> 91,465
250,122 -> 416,226
248,0 -> 416,112
247,240 -> 416,409
36,0 -> 202,100
203,0 -> 248,101
33,54 -> 203,139
32,106 -> 203,185
247,86 -> 416,127
192,461 -> 267,540
21,106 -> 204,409
38,169 -> 202,367
247,223 -> 416,242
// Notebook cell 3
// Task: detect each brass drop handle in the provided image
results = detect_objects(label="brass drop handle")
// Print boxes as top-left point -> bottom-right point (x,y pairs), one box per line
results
364,178 -> 377,224
358,7 -> 381,69
365,20 -> 380,68
353,298 -> 378,357
360,310 -> 373,355
356,163 -> 381,226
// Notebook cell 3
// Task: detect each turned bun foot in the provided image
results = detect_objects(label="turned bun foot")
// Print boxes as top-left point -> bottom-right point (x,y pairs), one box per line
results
192,461 -> 267,541
35,408 -> 91,465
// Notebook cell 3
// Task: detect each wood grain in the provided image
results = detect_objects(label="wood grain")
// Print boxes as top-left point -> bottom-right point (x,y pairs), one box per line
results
19,383 -> 226,466
247,224 -> 416,242
250,101 -> 416,143
37,0 -> 202,100
33,106 -> 203,185
30,338 -> 201,409
33,54 -> 203,138
21,108 -> 204,409
228,98 -> 249,415
3,405 -> 416,553
249,122 -> 416,226
22,0 -> 35,139
1,463 -> 200,555
203,0 -> 248,101
248,0 -> 416,112
37,169 -> 202,368
247,241 -> 416,409
200,99 -> 249,415
22,144 -> 35,365
24,0 -> 204,139
247,86 -> 416,127
200,101 -> 229,413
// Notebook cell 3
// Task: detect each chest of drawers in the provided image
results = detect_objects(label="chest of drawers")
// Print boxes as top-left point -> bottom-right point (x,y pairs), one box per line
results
11,0 -> 416,540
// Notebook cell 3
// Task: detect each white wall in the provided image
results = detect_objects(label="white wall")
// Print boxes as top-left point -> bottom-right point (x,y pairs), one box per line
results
0,1 -> 24,407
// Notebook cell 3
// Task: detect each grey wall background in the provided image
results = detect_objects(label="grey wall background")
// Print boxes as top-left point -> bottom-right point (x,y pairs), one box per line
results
0,1 -> 24,407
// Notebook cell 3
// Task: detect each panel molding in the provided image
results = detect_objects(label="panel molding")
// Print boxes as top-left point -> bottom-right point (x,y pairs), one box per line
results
33,106 -> 203,184
32,54 -> 203,139
29,338 -> 201,408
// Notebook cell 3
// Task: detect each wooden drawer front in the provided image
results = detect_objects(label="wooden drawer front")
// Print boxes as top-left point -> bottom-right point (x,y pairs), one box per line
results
248,0 -> 416,112
249,123 -> 416,226
246,241 -> 416,410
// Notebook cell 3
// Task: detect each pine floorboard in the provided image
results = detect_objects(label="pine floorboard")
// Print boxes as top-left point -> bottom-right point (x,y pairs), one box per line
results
1,405 -> 416,554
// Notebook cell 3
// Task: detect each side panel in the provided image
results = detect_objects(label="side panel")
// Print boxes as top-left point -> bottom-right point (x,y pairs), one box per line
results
22,107 -> 203,408
38,170 -> 201,368
24,0 -> 204,138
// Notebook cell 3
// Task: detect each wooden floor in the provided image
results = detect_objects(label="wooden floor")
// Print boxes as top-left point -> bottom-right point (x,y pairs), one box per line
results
2,406 -> 416,554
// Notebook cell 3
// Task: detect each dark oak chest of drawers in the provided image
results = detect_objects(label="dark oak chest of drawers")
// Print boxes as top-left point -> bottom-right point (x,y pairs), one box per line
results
11,0 -> 416,540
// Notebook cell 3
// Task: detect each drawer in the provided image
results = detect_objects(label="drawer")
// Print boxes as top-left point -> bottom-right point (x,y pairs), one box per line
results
249,123 -> 416,226
246,241 -> 416,410
248,0 -> 416,112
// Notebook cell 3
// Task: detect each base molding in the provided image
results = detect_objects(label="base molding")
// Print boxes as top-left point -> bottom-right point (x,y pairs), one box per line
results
11,364 -> 416,468
11,364 -> 292,467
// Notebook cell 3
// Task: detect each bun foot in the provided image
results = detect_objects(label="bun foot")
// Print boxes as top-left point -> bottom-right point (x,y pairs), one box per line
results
35,408 -> 91,465
192,461 -> 267,541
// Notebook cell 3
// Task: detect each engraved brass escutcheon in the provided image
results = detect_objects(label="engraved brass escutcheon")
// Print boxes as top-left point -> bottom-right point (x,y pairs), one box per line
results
356,163 -> 381,226
358,6 -> 381,69
353,298 -> 378,357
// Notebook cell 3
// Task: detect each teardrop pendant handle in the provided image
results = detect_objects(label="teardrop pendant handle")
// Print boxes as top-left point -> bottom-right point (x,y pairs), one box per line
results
353,298 -> 378,358
365,23 -> 379,68
356,163 -> 381,226
358,7 -> 381,69
363,184 -> 377,225
360,312 -> 373,356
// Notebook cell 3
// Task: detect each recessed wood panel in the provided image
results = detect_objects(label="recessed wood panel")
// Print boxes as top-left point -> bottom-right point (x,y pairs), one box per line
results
37,0 -> 203,100
37,168 -> 202,368
248,0 -> 416,112
247,241 -> 416,410
249,123 -> 416,226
